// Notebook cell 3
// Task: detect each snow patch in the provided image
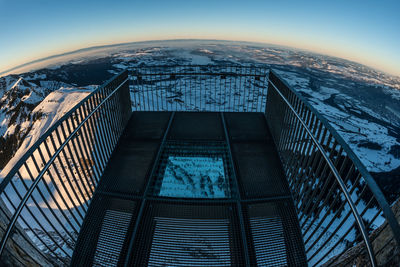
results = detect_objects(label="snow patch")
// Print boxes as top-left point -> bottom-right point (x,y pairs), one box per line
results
0,87 -> 92,179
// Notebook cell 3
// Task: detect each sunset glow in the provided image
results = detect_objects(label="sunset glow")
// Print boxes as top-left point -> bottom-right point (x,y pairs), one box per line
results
1,0 -> 399,76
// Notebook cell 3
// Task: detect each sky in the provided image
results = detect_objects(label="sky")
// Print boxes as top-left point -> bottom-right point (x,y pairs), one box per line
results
0,0 -> 399,76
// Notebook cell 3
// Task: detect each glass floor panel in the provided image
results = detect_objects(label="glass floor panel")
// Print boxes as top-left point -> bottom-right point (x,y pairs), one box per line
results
159,155 -> 228,198
151,141 -> 234,198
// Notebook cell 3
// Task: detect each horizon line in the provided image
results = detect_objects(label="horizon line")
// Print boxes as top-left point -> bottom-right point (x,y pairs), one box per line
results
1,38 -> 398,78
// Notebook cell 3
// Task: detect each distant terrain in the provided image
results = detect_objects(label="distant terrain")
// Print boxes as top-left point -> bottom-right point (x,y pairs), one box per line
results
1,40 -> 399,201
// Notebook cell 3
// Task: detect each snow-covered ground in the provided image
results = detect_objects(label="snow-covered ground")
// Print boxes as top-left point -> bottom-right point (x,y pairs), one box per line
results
0,87 -> 93,179
0,86 -> 94,259
274,69 -> 400,172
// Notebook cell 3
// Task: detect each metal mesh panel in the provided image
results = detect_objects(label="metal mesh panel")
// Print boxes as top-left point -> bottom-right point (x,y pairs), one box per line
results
244,201 -> 307,266
124,112 -> 171,140
99,141 -> 159,195
130,201 -> 245,266
148,217 -> 231,266
232,142 -> 289,199
225,112 -> 271,141
71,196 -> 137,266
249,216 -> 287,266
168,112 -> 224,141
130,65 -> 269,112
93,210 -> 132,266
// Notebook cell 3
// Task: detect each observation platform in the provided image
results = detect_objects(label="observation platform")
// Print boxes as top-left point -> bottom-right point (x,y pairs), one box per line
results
1,66 -> 398,267
71,111 -> 306,266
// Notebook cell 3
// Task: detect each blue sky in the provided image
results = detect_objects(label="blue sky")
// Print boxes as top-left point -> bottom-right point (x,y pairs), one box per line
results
0,0 -> 399,76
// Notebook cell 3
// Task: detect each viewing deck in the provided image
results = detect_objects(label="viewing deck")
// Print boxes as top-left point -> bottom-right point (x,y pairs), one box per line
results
0,66 -> 399,266
71,112 -> 306,265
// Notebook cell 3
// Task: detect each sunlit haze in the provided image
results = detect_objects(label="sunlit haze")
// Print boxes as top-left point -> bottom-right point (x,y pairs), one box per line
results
1,0 -> 399,76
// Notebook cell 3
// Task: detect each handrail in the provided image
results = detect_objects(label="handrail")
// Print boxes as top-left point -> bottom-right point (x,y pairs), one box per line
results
268,76 -> 376,266
0,70 -> 131,264
0,70 -> 128,190
266,69 -> 400,265
0,75 -> 129,255
0,65 -> 397,265
270,69 -> 400,245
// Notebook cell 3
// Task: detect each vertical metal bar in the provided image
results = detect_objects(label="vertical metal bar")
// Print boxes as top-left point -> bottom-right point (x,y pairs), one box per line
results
84,100 -> 107,171
64,118 -> 94,195
5,174 -> 64,262
189,66 -> 192,111
221,113 -> 251,267
54,127 -> 89,211
49,135 -> 85,219
213,66 -> 217,112
140,68 -> 145,110
250,67 -> 255,112
42,141 -> 83,226
152,68 -> 156,111
77,106 -> 101,182
60,123 -> 92,200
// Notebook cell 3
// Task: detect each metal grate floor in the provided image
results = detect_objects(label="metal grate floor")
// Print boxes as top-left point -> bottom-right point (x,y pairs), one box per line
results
123,111 -> 171,140
98,140 -> 159,195
232,142 -> 289,198
244,200 -> 307,266
73,112 -> 306,266
148,217 -> 231,266
168,112 -> 224,141
249,216 -> 288,266
93,210 -> 132,266
71,196 -> 137,266
225,112 -> 272,142
131,202 -> 245,266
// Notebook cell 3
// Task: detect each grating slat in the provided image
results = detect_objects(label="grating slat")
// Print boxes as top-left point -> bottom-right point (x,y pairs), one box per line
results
93,210 -> 132,267
131,202 -> 245,266
250,216 -> 288,266
148,217 -> 231,267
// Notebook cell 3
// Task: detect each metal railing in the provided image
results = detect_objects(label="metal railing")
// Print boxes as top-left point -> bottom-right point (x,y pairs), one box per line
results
130,65 -> 269,112
0,70 -> 131,265
0,65 -> 398,266
266,70 -> 400,266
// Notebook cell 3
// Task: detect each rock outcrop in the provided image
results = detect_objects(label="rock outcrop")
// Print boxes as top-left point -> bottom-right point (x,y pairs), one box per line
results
323,199 -> 400,266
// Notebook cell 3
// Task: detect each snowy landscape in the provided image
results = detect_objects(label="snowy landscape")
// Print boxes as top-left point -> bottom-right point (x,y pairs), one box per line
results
1,39 -> 399,264
1,40 -> 399,200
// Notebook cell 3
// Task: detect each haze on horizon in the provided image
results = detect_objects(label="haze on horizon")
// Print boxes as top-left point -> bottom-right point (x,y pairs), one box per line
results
1,0 -> 399,77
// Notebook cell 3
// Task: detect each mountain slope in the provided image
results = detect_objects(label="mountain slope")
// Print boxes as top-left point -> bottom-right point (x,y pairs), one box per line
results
0,86 -> 93,179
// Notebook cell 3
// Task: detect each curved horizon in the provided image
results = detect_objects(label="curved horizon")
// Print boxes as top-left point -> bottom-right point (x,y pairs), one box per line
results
1,0 -> 399,77
1,38 -> 399,79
